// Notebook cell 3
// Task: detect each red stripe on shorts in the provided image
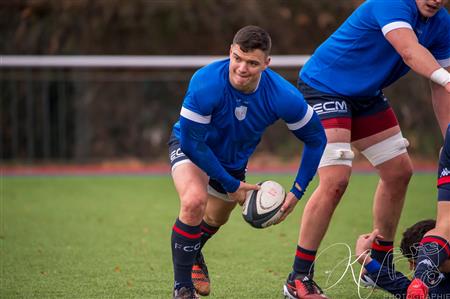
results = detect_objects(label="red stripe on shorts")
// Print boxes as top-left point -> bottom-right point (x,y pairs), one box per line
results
321,117 -> 351,130
351,108 -> 398,141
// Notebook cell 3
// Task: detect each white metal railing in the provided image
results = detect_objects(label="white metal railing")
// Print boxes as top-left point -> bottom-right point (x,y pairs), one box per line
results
0,55 -> 309,68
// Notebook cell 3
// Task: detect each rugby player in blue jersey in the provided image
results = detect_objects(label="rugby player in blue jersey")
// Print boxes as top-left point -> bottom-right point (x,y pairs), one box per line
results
283,0 -> 450,298
168,25 -> 326,299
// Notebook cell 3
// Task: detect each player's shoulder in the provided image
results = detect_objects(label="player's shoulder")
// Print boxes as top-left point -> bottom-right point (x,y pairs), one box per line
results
262,68 -> 303,99
434,7 -> 450,24
262,68 -> 308,122
189,59 -> 228,95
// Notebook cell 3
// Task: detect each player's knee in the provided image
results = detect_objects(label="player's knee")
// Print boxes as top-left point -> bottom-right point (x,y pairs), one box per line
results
382,159 -> 413,187
319,176 -> 350,206
204,214 -> 227,227
180,190 -> 208,220
319,143 -> 354,168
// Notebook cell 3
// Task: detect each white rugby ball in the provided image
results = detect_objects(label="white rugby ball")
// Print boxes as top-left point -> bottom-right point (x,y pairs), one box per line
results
242,180 -> 286,228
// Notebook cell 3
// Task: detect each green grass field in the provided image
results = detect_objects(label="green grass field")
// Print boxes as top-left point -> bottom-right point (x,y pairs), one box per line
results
1,173 -> 436,298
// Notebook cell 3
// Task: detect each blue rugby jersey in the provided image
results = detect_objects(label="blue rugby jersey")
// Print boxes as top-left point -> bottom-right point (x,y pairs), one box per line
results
301,0 -> 450,97
172,59 -> 326,195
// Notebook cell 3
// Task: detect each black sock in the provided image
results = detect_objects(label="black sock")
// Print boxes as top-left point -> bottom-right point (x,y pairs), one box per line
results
199,220 -> 220,252
414,235 -> 450,288
171,218 -> 201,290
293,245 -> 317,277
371,240 -> 394,270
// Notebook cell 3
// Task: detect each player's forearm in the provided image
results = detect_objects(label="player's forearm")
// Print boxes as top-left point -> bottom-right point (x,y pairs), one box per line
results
400,42 -> 442,80
179,117 -> 240,192
291,113 -> 327,199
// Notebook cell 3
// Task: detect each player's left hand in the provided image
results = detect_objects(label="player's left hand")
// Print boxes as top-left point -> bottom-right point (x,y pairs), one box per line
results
227,181 -> 260,205
274,192 -> 298,224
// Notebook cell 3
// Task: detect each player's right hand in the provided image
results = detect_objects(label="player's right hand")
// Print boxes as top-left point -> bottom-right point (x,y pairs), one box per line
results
355,229 -> 384,264
227,182 -> 260,205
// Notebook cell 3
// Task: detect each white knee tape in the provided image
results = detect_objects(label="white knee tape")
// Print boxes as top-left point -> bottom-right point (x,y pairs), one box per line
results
319,143 -> 355,168
361,132 -> 409,166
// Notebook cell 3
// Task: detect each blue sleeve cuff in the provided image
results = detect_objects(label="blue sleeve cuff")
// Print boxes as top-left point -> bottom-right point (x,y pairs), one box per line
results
290,184 -> 305,200
222,177 -> 240,193
364,259 -> 381,274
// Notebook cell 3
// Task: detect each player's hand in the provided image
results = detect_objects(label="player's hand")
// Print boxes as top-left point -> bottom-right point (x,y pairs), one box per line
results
227,182 -> 260,205
355,229 -> 384,264
274,192 -> 298,224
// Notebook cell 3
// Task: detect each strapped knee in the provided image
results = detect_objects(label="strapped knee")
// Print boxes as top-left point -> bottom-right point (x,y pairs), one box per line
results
361,132 -> 409,166
319,143 -> 354,168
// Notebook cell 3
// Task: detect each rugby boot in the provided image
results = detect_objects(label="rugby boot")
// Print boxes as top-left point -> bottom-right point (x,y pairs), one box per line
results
192,252 -> 210,296
173,286 -> 200,299
283,272 -> 328,299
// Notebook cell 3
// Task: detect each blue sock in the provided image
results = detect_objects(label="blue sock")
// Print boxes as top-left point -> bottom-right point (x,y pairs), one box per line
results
293,245 -> 317,277
414,235 -> 450,287
199,220 -> 219,252
171,218 -> 201,290
371,240 -> 394,270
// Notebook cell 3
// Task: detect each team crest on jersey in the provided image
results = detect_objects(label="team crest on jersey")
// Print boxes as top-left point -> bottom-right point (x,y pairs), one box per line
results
235,105 -> 248,121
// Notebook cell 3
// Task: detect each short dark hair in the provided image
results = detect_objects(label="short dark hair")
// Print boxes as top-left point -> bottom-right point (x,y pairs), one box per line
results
400,219 -> 436,260
232,25 -> 272,55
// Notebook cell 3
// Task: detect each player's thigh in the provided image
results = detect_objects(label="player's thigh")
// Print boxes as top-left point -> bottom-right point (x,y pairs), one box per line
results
351,109 -> 411,173
436,201 -> 450,232
204,194 -> 238,226
172,162 -> 209,203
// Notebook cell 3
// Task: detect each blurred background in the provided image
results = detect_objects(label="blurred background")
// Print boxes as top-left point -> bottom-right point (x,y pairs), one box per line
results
1,0 -> 446,166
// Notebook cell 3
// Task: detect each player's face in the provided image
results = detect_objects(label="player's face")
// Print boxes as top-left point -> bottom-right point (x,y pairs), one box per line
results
228,44 -> 270,93
415,0 -> 447,17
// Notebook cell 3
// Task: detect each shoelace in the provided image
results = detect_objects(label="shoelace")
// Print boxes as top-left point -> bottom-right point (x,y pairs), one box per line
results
302,278 -> 323,295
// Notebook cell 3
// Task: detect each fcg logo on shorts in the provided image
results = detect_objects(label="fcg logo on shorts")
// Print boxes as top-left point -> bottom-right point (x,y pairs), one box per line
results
313,101 -> 348,115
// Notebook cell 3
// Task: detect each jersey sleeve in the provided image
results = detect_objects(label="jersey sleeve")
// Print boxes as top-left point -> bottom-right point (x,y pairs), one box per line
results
365,260 -> 410,297
371,0 -> 415,36
276,88 -> 326,199
181,71 -> 218,122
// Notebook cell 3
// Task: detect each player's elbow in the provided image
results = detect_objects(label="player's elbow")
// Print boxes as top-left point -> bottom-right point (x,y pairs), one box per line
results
398,46 -> 414,66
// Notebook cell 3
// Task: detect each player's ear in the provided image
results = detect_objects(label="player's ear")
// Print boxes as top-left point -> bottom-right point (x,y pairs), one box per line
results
263,56 -> 271,69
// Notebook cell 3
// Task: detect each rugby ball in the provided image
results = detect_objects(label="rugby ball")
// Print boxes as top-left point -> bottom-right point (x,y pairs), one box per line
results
242,180 -> 286,228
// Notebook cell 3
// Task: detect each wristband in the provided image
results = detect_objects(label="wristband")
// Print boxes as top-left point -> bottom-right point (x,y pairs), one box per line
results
430,68 -> 450,87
